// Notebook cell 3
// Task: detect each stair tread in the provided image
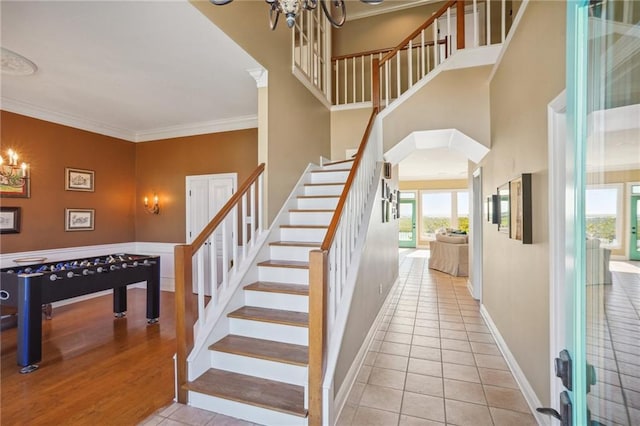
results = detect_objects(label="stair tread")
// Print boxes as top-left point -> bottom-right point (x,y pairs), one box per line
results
228,306 -> 308,327
304,182 -> 344,186
269,241 -> 322,247
311,168 -> 351,173
289,209 -> 334,212
245,281 -> 309,295
296,195 -> 339,199
186,368 -> 307,417
209,335 -> 308,366
258,259 -> 309,269
323,159 -> 354,167
281,224 -> 328,229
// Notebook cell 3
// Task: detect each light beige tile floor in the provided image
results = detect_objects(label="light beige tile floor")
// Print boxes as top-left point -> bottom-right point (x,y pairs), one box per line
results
140,249 -> 538,426
336,249 -> 537,426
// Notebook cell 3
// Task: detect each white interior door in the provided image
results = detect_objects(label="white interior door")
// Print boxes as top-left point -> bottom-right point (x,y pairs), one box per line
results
186,173 -> 236,294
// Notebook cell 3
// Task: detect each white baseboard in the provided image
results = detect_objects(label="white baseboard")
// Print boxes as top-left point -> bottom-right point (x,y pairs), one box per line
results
479,305 -> 550,426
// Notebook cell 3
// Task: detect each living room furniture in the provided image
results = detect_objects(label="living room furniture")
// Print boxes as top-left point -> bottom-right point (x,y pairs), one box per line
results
428,234 -> 469,277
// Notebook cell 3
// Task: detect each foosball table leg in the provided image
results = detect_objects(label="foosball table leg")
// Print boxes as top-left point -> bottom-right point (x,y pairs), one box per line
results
42,303 -> 52,320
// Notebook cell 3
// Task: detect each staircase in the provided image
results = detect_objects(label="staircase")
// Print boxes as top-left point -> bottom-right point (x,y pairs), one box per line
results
183,160 -> 353,425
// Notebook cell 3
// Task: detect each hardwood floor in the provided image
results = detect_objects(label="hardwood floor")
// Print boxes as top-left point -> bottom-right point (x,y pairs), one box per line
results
1,289 -> 176,425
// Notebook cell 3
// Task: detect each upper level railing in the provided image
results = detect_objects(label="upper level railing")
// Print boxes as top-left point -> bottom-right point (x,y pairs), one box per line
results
333,0 -> 516,107
174,163 -> 265,403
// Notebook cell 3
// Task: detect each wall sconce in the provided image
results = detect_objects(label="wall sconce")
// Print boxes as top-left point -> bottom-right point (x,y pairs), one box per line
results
0,148 -> 29,189
144,194 -> 160,215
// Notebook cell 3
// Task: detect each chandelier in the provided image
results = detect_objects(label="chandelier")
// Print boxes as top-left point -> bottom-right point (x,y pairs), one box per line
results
210,0 -> 383,30
0,149 -> 28,188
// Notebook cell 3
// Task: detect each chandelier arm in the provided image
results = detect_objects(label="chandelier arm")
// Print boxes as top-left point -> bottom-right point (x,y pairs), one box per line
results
320,0 -> 346,28
210,0 -> 234,5
304,0 -> 318,10
269,5 -> 281,30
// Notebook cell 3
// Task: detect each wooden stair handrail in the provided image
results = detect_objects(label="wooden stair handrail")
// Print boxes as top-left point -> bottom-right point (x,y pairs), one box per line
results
379,0 -> 457,65
174,162 -> 265,404
320,107 -> 378,251
332,38 -> 448,62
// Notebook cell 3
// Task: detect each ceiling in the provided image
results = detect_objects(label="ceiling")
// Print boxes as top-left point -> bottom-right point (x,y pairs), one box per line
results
0,0 -> 262,142
0,0 -> 466,180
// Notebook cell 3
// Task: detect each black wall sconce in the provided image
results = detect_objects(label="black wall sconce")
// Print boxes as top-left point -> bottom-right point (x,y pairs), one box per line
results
144,194 -> 160,215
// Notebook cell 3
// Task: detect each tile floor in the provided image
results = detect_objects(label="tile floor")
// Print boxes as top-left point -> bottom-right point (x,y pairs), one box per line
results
140,249 -> 537,425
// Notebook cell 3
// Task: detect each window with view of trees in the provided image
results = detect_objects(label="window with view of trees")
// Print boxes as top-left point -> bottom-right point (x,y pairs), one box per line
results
420,190 -> 469,240
585,185 -> 621,248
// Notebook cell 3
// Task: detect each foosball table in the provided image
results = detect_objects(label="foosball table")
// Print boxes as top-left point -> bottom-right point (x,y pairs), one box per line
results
0,253 -> 161,373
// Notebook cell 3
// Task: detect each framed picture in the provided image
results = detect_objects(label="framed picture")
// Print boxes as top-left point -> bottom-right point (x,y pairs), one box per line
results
65,208 -> 95,231
498,183 -> 510,234
65,168 -> 95,192
0,207 -> 21,234
0,170 -> 30,198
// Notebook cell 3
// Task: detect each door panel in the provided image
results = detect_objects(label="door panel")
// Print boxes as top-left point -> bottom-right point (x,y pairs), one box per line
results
564,1 -> 640,425
399,199 -> 416,248
630,195 -> 640,260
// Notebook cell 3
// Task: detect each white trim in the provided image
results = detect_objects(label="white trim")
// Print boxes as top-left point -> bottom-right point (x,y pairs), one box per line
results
471,167 -> 483,301
1,97 -> 136,141
247,67 -> 268,88
488,0 -> 530,82
547,90 -> 566,419
625,181 -> 640,260
134,116 -> 258,142
480,305 -> 550,426
1,97 -> 258,143
330,101 -> 373,112
331,277 -> 401,426
348,0 -> 442,21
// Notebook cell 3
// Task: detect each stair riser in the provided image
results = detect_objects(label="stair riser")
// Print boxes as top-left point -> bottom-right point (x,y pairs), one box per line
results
310,170 -> 349,184
297,197 -> 339,210
259,265 -> 308,285
210,351 -> 308,386
280,227 -> 327,243
270,245 -> 318,262
245,290 -> 309,313
189,391 -> 308,426
322,162 -> 353,171
289,211 -> 333,226
304,185 -> 344,196
229,318 -> 308,346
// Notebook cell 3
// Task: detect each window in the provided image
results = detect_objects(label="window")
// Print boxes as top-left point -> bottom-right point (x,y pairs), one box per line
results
585,184 -> 622,248
420,190 -> 468,240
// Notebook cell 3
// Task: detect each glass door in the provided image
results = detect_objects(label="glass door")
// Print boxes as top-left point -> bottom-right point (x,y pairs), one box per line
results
630,195 -> 640,260
399,199 -> 417,248
565,1 -> 640,425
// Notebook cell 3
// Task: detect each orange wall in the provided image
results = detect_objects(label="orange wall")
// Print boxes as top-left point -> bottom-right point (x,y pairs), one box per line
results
0,111 -> 258,253
135,130 -> 258,243
0,111 -> 136,253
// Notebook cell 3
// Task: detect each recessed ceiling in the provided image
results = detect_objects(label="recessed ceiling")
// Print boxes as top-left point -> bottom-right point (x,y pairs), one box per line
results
0,0 -> 261,142
399,147 -> 469,181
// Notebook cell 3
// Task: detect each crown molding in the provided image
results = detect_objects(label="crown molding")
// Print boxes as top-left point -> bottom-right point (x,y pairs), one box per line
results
1,97 -> 136,141
134,115 -> 258,142
1,97 -> 258,142
247,67 -> 268,88
348,0 -> 438,21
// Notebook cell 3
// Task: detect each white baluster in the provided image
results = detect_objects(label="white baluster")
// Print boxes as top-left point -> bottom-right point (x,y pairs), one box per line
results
211,233 -> 218,301
361,55 -> 365,103
352,57 -> 356,104
501,0 -> 506,43
334,59 -> 339,104
258,174 -> 264,234
250,183 -> 256,249
343,58 -> 347,104
487,0 -> 491,45
384,60 -> 390,108
421,30 -> 425,79
447,7 -> 451,56
396,53 -> 400,99
232,204 -> 238,274
433,20 -> 439,66
197,247 -> 205,332
369,54 -> 373,103
408,40 -> 413,88
242,193 -> 248,260
473,0 -> 479,47
222,218 -> 229,290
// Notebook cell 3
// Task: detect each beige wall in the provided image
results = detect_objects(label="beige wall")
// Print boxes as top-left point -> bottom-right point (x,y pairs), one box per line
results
334,166 -> 399,395
382,66 -> 492,153
330,108 -> 373,161
481,0 -> 566,405
193,1 -> 331,221
135,130 -> 258,243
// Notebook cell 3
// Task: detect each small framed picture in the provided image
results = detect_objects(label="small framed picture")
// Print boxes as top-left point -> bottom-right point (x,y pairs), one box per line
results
65,208 -> 95,231
65,168 -> 95,192
0,207 -> 21,234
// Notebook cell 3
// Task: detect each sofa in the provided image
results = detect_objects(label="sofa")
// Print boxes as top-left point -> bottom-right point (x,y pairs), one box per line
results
428,233 -> 469,277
